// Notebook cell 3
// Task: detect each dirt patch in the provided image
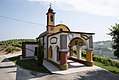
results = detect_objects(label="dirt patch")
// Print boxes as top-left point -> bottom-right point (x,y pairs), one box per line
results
0,45 -> 21,55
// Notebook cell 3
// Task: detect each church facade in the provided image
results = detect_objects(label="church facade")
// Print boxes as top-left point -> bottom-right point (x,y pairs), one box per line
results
36,6 -> 95,70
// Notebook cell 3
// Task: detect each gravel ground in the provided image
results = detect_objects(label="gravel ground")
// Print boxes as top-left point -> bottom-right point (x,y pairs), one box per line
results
34,70 -> 119,80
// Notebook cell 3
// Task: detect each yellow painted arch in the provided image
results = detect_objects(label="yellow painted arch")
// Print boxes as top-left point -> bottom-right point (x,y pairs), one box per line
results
54,24 -> 70,33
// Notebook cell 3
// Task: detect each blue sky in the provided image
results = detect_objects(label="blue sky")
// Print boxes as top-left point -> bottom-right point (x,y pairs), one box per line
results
0,0 -> 119,41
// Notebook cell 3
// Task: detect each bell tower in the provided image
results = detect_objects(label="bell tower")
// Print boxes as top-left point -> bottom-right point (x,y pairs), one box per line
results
46,4 -> 55,34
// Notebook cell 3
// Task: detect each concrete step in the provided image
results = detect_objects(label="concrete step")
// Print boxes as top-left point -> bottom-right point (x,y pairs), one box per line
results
43,60 -> 60,74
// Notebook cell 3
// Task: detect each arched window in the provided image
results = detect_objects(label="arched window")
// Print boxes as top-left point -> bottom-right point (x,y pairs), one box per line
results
57,46 -> 60,61
48,46 -> 52,58
59,28 -> 63,32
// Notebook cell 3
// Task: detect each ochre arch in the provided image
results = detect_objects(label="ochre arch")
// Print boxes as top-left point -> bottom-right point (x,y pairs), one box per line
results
54,24 -> 70,33
68,37 -> 86,47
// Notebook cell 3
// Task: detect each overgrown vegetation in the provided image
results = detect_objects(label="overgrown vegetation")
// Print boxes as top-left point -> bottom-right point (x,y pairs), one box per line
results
8,56 -> 50,73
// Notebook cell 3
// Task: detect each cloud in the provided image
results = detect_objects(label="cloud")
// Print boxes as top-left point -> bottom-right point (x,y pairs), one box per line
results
28,0 -> 119,16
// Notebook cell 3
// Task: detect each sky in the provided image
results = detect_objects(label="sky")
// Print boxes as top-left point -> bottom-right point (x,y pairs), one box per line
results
0,0 -> 119,42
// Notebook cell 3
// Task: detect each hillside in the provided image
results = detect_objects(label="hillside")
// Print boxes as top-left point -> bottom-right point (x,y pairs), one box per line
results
93,40 -> 114,58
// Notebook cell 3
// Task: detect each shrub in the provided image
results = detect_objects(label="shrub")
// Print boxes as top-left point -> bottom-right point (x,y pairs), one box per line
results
115,62 -> 119,68
111,61 -> 116,67
93,55 -> 119,68
93,56 -> 101,62
37,41 -> 44,66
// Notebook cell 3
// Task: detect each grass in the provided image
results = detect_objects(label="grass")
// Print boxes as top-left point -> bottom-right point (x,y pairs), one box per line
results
8,55 -> 119,74
94,61 -> 119,74
8,56 -> 51,73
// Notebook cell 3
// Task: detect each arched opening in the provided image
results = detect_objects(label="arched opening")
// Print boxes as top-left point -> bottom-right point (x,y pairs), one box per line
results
59,28 -> 63,32
68,37 -> 86,61
56,46 -> 60,61
48,46 -> 52,58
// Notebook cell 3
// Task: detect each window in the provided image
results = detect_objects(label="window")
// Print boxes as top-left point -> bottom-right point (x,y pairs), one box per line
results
57,46 -> 60,61
50,27 -> 54,32
50,16 -> 54,22
59,28 -> 63,32
60,35 -> 67,49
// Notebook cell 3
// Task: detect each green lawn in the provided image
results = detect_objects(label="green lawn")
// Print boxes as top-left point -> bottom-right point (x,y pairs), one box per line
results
94,61 -> 119,74
9,55 -> 119,74
8,56 -> 50,73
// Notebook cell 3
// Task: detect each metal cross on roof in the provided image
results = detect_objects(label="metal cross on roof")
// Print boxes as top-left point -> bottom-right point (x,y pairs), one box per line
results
49,3 -> 52,8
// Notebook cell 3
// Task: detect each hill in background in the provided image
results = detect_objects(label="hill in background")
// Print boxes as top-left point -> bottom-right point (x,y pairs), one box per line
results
93,40 -> 114,58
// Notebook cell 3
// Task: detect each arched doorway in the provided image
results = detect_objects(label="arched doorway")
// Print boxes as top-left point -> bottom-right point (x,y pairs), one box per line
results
68,37 -> 93,66
68,37 -> 86,60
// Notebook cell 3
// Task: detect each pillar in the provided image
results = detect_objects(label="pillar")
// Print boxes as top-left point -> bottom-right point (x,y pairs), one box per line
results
76,46 -> 82,59
59,51 -> 68,70
69,47 -> 73,57
86,49 -> 93,66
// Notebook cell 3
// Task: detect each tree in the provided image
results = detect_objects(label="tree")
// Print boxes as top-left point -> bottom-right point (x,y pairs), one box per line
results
109,23 -> 119,58
37,41 -> 44,66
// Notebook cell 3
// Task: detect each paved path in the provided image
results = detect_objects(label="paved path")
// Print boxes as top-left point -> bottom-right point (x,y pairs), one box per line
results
0,52 -> 38,80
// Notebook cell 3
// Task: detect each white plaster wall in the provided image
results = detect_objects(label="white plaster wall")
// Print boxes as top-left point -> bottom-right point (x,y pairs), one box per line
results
26,44 -> 38,57
48,35 -> 60,63
48,32 -> 92,63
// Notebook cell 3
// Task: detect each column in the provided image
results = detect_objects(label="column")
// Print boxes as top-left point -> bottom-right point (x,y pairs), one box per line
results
76,46 -> 82,59
59,51 -> 68,70
60,51 -> 67,65
86,49 -> 93,66
69,47 -> 73,57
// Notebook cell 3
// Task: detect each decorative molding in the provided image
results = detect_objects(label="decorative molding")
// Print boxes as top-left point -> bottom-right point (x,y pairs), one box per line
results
81,34 -> 89,40
50,37 -> 58,44
67,33 -> 74,40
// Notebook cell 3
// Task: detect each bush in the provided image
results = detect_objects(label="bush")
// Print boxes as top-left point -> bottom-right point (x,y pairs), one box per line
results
37,41 -> 44,66
93,55 -> 119,68
93,56 -> 101,62
111,61 -> 116,67
115,62 -> 119,68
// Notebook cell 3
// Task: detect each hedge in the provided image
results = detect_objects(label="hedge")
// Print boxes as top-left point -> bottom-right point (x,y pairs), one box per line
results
93,55 -> 119,68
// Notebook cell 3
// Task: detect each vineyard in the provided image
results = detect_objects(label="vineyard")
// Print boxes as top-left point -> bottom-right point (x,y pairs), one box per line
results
0,39 -> 35,54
